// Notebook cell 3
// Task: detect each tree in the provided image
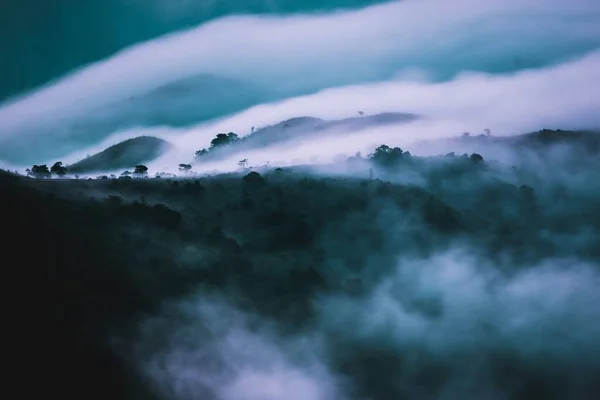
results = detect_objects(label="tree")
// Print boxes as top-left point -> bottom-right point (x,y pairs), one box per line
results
238,159 -> 249,170
195,148 -> 209,157
210,132 -> 239,149
178,164 -> 192,172
462,132 -> 470,138
369,145 -> 404,167
358,111 -> 365,116
134,165 -> 148,178
484,128 -> 491,136
50,161 -> 67,177
30,165 -> 51,179
470,153 -> 484,164
243,171 -> 265,186
105,195 -> 123,208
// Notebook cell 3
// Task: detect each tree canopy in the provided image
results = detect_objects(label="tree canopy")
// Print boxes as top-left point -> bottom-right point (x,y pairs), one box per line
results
210,132 -> 239,149
30,165 -> 51,179
369,144 -> 406,167
133,165 -> 148,178
51,162 -> 67,177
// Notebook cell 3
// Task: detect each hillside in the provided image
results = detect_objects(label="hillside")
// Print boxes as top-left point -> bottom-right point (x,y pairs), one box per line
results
194,111 -> 419,162
412,129 -> 600,159
3,138 -> 600,400
66,136 -> 172,174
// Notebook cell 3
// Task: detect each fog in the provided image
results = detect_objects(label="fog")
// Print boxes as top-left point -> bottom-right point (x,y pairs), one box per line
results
7,120 -> 599,398
133,241 -> 600,399
140,49 -> 600,174
3,1 -> 600,398
1,0 -> 599,164
137,298 -> 342,400
15,44 -> 599,173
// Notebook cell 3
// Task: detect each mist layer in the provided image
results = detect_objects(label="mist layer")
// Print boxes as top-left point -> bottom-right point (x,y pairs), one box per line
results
1,0 -> 600,164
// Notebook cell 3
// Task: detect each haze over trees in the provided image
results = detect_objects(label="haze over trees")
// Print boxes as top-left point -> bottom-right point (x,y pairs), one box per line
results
196,132 -> 240,158
7,127 -> 600,400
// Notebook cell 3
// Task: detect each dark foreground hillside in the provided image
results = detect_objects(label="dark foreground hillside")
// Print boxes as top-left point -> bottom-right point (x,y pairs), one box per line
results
2,144 -> 600,400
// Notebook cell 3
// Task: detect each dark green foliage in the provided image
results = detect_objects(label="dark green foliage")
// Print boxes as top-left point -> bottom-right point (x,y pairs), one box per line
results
210,132 -> 239,148
105,195 -> 123,208
195,132 -> 240,159
30,164 -> 51,179
133,165 -> 148,178
152,204 -> 182,229
2,131 -> 599,400
242,171 -> 265,186
369,144 -> 405,167
50,161 -> 67,177
470,153 -> 484,163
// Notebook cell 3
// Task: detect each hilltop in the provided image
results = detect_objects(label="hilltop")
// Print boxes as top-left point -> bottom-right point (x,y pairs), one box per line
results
66,136 -> 171,174
193,111 -> 418,162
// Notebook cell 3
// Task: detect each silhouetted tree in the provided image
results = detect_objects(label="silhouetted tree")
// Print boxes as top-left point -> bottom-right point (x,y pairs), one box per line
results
210,132 -> 239,149
195,148 -> 209,157
369,145 -> 404,167
121,171 -> 132,177
31,165 -> 51,179
470,153 -> 484,164
178,164 -> 192,172
50,162 -> 67,177
134,165 -> 148,178
238,159 -> 249,170
243,171 -> 265,186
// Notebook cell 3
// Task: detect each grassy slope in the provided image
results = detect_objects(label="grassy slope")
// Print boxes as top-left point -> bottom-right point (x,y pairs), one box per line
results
66,136 -> 171,174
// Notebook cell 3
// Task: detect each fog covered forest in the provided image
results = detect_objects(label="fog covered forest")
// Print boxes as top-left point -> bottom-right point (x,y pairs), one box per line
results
2,0 -> 600,399
3,128 -> 600,400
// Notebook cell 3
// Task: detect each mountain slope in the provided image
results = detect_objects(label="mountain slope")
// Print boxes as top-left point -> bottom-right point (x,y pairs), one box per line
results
67,136 -> 171,173
195,111 -> 419,162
